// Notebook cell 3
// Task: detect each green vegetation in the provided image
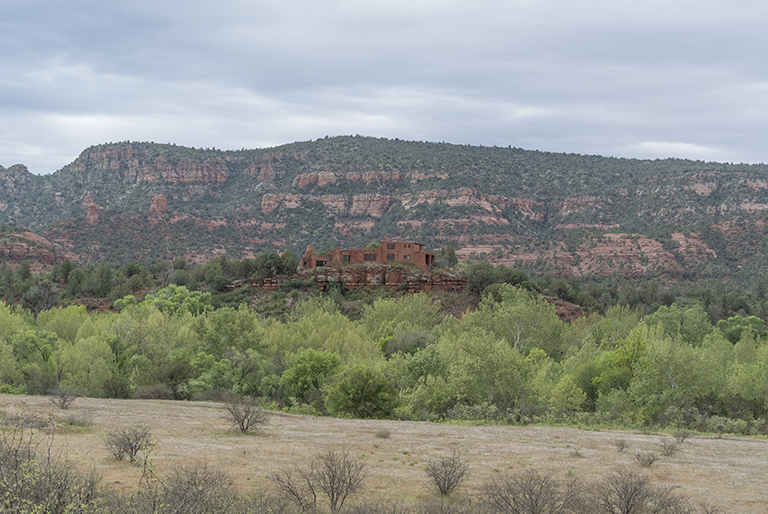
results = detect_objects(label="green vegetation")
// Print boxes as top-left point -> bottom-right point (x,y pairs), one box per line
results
2,250 -> 768,438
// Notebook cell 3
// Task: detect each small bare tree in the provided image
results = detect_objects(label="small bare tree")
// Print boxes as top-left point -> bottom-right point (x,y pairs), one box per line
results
482,469 -> 584,514
314,450 -> 366,513
590,470 -> 680,514
271,465 -> 319,512
105,425 -> 152,463
426,451 -> 469,497
272,450 -> 365,513
47,386 -> 79,410
223,394 -> 267,432
634,452 -> 658,468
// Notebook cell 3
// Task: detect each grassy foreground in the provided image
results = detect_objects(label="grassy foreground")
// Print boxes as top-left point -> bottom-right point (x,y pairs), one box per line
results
1,394 -> 766,512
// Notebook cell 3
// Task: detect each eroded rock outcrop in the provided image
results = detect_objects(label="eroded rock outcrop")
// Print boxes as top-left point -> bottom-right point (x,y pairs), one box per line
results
149,194 -> 168,215
260,265 -> 467,293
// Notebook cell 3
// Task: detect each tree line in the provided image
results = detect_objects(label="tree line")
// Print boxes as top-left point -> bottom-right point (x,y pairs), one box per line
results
1,256 -> 768,435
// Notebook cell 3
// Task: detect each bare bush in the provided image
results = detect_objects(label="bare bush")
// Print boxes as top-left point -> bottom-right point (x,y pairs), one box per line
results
481,469 -> 584,514
634,452 -> 658,468
314,450 -> 366,512
223,394 -> 267,432
112,463 -> 240,514
661,440 -> 678,456
48,386 -> 79,410
271,466 -> 318,512
614,439 -> 630,453
0,427 -> 101,513
272,450 -> 366,513
673,429 -> 693,443
105,425 -> 152,463
590,470 -> 683,514
374,428 -> 391,439
425,451 -> 469,497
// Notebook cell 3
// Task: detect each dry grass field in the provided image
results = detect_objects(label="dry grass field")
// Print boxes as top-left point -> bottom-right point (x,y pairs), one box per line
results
2,393 -> 767,512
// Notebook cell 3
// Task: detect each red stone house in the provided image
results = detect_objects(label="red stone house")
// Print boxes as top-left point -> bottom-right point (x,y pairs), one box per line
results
299,238 -> 436,271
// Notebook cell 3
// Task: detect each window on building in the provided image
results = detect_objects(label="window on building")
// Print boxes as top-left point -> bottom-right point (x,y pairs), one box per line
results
342,255 -> 349,263
387,243 -> 395,250
386,254 -> 395,262
404,255 -> 410,260
364,253 -> 377,261
316,260 -> 325,267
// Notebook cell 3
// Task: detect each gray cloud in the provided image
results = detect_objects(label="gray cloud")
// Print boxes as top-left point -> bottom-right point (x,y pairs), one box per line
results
1,0 -> 767,173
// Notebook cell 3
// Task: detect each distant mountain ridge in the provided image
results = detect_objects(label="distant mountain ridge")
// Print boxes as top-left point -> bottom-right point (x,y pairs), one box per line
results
2,136 -> 767,284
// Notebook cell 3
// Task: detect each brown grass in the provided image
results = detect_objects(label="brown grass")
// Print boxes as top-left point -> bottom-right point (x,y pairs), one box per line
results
2,394 -> 767,512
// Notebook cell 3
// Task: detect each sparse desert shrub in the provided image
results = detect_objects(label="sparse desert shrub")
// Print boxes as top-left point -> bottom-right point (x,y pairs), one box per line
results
223,394 -> 267,432
0,412 -> 49,429
0,427 -> 102,513
47,386 -> 79,410
590,470 -> 678,514
425,451 -> 469,497
105,425 -> 152,463
481,469 -> 584,514
614,439 -> 630,453
272,450 -> 366,513
673,428 -> 693,443
661,440 -> 678,456
60,413 -> 93,428
374,428 -> 391,439
111,463 -> 240,514
271,465 -> 319,512
634,452 -> 658,468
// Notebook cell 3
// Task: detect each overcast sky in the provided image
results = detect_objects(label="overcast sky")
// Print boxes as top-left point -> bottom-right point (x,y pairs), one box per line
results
2,0 -> 767,174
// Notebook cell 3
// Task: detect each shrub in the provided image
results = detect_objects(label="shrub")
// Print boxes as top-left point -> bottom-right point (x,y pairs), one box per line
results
48,386 -> 79,410
0,427 -> 102,512
223,394 -> 267,432
272,450 -> 366,513
105,425 -> 152,463
111,463 -> 241,514
614,439 -> 629,453
325,366 -> 398,419
60,413 -> 93,428
425,451 -> 469,497
673,428 -> 693,443
634,452 -> 658,468
660,440 -> 678,456
590,470 -> 678,514
481,469 -> 583,514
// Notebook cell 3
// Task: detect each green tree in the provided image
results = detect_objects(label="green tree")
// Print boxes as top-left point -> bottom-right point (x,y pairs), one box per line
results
462,284 -> 566,359
325,365 -> 398,419
22,277 -> 59,322
281,348 -> 341,408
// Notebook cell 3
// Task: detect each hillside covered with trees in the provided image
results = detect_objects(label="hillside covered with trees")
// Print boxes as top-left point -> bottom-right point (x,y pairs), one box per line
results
1,136 -> 768,286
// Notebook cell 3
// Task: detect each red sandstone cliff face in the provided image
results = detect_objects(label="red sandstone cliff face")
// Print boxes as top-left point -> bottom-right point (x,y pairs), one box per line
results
260,188 -> 540,221
458,231 -> 717,279
70,145 -> 229,183
149,194 -> 168,215
0,231 -> 78,272
84,201 -> 100,225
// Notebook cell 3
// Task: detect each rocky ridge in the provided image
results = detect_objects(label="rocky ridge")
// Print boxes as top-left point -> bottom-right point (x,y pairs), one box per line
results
3,137 -> 768,284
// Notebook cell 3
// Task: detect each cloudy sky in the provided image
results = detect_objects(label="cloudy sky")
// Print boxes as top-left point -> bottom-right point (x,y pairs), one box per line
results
2,0 -> 767,174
